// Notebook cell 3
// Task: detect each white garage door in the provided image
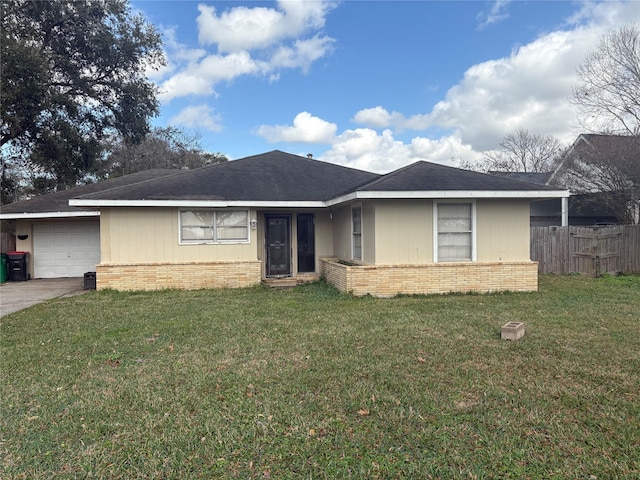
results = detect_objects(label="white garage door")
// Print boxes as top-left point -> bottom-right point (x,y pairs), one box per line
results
33,221 -> 101,278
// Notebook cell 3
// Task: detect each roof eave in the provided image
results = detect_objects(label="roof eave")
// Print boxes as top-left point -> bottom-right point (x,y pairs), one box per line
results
0,211 -> 100,220
69,189 -> 570,209
69,199 -> 327,208
327,190 -> 570,206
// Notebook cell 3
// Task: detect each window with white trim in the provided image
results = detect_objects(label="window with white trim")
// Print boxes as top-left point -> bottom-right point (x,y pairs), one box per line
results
436,203 -> 474,261
180,210 -> 249,244
352,205 -> 362,261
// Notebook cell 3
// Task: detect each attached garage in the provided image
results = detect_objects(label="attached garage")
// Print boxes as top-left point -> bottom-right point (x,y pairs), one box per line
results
33,221 -> 100,278
0,169 -> 179,280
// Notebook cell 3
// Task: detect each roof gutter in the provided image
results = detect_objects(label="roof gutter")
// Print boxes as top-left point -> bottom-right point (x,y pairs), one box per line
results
69,199 -> 327,208
0,211 -> 100,220
326,189 -> 570,206
68,189 -> 570,209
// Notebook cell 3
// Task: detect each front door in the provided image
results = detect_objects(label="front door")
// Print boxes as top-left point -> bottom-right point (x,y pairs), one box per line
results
266,215 -> 291,277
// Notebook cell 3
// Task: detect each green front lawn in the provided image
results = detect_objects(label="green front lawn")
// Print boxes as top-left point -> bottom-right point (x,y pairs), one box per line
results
1,275 -> 639,478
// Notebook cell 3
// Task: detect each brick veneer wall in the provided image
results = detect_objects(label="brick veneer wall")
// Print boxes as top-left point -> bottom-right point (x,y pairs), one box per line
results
96,261 -> 262,291
320,258 -> 538,297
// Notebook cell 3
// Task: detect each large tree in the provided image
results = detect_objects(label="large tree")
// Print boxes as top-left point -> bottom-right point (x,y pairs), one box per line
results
464,129 -> 563,173
101,127 -> 228,178
1,0 -> 165,193
572,24 -> 640,135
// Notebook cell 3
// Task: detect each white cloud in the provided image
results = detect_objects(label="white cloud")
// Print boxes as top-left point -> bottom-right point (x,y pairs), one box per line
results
270,35 -> 335,73
427,28 -> 599,151
163,27 -> 207,64
155,0 -> 336,103
152,0 -> 637,173
197,1 -> 334,53
566,0 -> 638,28
352,107 -> 430,131
256,112 -> 337,143
352,107 -> 394,128
319,128 -> 481,173
429,1 -> 639,154
146,26 -> 208,82
159,51 -> 267,102
477,0 -> 512,30
254,1 -> 637,174
170,105 -> 223,133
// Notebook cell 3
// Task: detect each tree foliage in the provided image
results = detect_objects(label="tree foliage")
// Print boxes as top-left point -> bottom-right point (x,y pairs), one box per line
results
101,127 -> 228,178
572,24 -> 640,136
1,0 -> 165,191
469,129 -> 563,173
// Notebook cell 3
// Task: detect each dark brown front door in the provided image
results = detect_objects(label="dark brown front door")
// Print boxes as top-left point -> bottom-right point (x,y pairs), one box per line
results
266,215 -> 291,277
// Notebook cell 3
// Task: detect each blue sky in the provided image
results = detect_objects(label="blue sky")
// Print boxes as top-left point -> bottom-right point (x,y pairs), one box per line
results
134,0 -> 639,172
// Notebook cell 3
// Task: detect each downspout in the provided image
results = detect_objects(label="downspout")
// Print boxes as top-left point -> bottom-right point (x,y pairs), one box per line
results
561,196 -> 569,226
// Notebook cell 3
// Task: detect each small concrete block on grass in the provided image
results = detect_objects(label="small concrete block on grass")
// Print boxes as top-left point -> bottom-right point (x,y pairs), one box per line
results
501,321 -> 525,341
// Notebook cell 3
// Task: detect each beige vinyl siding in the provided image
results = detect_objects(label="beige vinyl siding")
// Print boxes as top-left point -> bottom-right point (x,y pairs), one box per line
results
98,199 -> 531,268
100,210 -> 112,262
313,210 -> 334,269
372,198 -> 531,265
100,207 -> 258,263
476,199 -> 531,261
330,202 -> 375,263
331,204 -> 352,260
362,201 -> 376,264
373,199 -> 434,265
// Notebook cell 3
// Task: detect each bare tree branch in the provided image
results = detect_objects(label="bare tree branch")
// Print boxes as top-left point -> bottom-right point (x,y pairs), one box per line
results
477,129 -> 563,173
552,135 -> 640,224
572,24 -> 640,135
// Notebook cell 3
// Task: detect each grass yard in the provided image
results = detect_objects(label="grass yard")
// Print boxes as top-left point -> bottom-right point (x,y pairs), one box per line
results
1,275 -> 639,479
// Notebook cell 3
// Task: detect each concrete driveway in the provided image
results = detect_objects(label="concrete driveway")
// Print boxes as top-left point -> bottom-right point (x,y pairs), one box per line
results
0,278 -> 88,316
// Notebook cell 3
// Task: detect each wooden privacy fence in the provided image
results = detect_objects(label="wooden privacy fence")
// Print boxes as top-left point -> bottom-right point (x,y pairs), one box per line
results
531,225 -> 640,276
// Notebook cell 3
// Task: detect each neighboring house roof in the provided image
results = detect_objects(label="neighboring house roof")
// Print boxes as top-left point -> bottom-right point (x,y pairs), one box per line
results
548,133 -> 640,186
574,133 -> 640,154
0,169 -> 179,219
488,171 -> 552,185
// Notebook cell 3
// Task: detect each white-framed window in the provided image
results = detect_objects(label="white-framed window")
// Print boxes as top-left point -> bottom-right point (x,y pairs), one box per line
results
180,209 -> 249,244
352,205 -> 362,261
434,201 -> 476,262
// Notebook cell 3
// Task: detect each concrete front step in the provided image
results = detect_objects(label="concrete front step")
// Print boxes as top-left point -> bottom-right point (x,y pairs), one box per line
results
262,275 -> 319,289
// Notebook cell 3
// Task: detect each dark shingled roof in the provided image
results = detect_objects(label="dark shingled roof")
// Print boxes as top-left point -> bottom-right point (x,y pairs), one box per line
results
548,133 -> 640,186
75,151 -> 381,202
578,134 -> 640,153
3,152 -> 569,216
358,161 -> 560,192
0,169 -> 179,215
488,171 -> 552,185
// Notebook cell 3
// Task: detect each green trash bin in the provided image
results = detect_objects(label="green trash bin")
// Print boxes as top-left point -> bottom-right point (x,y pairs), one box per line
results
0,253 -> 7,284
